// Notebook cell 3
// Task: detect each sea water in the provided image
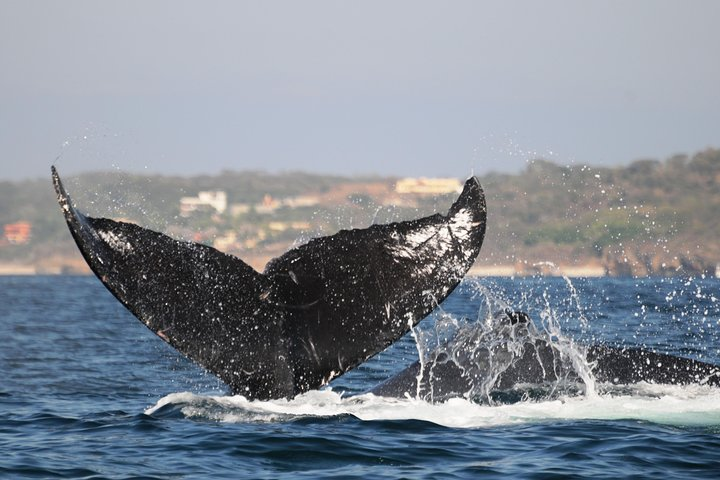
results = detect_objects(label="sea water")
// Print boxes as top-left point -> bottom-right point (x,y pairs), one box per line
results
1,275 -> 719,479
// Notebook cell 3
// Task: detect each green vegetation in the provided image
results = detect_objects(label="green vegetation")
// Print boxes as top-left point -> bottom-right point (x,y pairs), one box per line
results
477,148 -> 719,274
1,148 -> 718,275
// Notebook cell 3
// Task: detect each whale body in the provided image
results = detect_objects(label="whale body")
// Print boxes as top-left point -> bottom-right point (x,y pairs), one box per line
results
370,310 -> 720,402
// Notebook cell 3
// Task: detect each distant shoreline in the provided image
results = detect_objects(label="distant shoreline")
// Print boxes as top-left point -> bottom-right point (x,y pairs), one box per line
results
3,149 -> 719,280
2,261 -> 716,278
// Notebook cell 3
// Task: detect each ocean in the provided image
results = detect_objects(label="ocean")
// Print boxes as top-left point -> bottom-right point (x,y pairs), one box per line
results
1,275 -> 719,479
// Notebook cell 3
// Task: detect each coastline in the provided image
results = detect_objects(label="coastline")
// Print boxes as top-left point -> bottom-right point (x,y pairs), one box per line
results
2,260 -> 715,278
467,264 -> 607,278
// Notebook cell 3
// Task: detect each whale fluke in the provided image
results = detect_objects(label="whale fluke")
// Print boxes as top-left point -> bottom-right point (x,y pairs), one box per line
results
52,167 -> 486,400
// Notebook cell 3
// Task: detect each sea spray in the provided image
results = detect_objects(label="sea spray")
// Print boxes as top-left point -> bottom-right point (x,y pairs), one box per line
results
406,277 -> 600,403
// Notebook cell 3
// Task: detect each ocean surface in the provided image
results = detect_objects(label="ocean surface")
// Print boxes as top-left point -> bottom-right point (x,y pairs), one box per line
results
1,275 -> 720,479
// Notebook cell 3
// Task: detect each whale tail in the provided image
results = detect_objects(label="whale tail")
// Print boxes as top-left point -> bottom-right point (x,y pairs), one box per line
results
52,166 -> 486,399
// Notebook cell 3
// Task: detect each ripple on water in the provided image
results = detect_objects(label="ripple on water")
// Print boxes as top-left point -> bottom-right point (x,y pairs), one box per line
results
2,276 -> 720,479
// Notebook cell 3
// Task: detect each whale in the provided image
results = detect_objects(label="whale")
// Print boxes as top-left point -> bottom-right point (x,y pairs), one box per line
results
52,166 -> 487,400
370,310 -> 720,402
53,167 -> 720,403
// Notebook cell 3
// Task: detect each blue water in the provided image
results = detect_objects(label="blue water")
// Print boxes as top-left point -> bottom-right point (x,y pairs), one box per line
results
2,275 -> 720,479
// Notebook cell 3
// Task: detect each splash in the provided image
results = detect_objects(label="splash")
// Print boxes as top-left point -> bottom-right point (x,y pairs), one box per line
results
408,278 -> 598,404
144,386 -> 720,429
142,276 -> 720,427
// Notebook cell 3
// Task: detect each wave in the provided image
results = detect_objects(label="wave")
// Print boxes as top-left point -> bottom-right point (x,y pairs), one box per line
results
144,278 -> 720,429
145,384 -> 720,429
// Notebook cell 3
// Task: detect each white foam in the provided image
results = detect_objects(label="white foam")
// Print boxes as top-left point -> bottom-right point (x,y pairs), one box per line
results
145,384 -> 720,429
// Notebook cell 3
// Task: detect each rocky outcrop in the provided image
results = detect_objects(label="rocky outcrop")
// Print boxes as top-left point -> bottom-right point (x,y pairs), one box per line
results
602,245 -> 717,277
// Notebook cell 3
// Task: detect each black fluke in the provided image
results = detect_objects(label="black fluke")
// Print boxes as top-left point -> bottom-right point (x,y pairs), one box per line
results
52,167 -> 486,400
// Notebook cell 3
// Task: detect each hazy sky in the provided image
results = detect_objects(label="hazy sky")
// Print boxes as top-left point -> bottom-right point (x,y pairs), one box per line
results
1,1 -> 718,180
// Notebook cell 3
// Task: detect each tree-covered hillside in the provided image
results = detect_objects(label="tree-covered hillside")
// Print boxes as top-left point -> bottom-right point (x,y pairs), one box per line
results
478,148 -> 719,275
1,149 -> 718,276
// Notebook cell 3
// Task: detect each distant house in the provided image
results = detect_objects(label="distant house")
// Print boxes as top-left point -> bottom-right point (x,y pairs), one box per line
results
395,177 -> 462,195
229,203 -> 251,216
180,191 -> 227,217
213,231 -> 239,251
267,221 -> 312,232
4,222 -> 32,244
254,194 -> 281,214
281,195 -> 319,208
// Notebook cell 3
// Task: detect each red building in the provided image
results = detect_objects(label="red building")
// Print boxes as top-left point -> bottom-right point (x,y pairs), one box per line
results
4,222 -> 32,244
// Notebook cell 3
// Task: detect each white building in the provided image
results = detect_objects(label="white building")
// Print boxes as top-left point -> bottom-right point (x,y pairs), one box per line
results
180,191 -> 228,216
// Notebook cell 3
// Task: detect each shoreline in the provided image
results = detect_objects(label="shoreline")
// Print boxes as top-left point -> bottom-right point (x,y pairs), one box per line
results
2,261 -> 716,278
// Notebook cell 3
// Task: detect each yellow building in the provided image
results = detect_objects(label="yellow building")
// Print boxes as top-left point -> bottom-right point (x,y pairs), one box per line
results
395,177 -> 462,195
